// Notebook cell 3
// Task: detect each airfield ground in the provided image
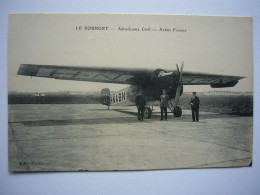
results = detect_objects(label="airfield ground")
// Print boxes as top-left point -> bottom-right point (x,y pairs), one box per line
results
8,104 -> 253,171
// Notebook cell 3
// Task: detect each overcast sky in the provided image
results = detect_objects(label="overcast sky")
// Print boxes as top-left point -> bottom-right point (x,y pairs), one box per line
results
8,14 -> 253,93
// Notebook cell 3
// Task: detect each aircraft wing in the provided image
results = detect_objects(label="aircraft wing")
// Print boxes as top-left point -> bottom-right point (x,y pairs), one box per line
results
17,64 -> 152,85
181,71 -> 245,88
17,64 -> 244,88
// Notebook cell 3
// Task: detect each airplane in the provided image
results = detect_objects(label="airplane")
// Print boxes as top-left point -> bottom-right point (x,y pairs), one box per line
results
17,62 -> 245,119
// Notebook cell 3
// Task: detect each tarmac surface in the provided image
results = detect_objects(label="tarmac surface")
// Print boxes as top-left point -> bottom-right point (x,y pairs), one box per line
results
8,104 -> 253,171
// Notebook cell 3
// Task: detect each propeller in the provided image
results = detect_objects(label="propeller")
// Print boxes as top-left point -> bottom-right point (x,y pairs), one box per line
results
176,63 -> 179,72
173,61 -> 184,109
178,61 -> 184,84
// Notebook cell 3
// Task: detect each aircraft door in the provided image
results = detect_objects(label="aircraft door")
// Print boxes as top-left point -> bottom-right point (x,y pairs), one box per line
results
100,88 -> 110,106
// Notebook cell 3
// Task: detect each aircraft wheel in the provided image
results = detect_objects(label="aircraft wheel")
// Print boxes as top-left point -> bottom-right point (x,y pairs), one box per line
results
173,106 -> 182,117
144,107 -> 152,119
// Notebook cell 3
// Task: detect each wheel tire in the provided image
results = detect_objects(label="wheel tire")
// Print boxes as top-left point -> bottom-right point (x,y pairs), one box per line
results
173,106 -> 182,117
144,107 -> 152,119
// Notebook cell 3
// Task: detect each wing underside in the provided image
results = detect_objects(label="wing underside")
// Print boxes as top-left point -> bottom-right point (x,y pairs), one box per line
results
181,72 -> 244,87
17,64 -> 244,88
17,64 -> 150,85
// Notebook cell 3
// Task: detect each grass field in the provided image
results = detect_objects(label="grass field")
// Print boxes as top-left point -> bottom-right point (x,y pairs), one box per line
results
179,94 -> 253,115
8,92 -> 253,115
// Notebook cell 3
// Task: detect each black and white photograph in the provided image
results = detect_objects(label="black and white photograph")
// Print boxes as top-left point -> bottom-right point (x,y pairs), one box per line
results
8,14 -> 253,172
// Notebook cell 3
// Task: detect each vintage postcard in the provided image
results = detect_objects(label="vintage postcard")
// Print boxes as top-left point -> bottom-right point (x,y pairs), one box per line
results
8,14 -> 253,171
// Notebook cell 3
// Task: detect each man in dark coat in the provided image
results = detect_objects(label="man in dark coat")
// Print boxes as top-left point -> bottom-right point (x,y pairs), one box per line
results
160,89 -> 169,121
190,92 -> 200,122
135,90 -> 146,121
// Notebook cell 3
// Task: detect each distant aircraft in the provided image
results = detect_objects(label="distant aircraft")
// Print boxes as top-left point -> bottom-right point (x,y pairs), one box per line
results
17,62 -> 244,118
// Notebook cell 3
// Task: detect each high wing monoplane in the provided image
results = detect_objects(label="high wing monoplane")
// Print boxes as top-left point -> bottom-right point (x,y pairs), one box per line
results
17,62 -> 245,118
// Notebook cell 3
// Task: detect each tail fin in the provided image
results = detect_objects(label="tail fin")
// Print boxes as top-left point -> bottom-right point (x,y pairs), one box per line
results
100,88 -> 110,106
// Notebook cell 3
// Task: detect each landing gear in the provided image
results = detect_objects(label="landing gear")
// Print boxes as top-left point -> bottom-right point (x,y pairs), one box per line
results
144,107 -> 152,119
173,106 -> 182,117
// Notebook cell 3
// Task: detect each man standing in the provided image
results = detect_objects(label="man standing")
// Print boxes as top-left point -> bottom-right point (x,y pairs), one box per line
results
135,90 -> 146,121
160,89 -> 169,121
190,92 -> 200,122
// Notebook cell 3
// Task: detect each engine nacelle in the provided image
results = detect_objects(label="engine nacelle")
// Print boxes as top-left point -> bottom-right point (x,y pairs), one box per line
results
153,69 -> 173,78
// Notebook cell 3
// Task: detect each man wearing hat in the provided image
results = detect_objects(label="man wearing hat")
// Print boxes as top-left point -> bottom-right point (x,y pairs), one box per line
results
135,90 -> 146,121
190,92 -> 200,122
160,89 -> 170,121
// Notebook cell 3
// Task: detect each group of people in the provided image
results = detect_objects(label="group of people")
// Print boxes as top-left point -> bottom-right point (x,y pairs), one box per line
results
135,89 -> 200,122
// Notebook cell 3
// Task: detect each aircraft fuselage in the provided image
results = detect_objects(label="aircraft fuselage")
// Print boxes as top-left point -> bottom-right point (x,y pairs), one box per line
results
102,73 -> 183,106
